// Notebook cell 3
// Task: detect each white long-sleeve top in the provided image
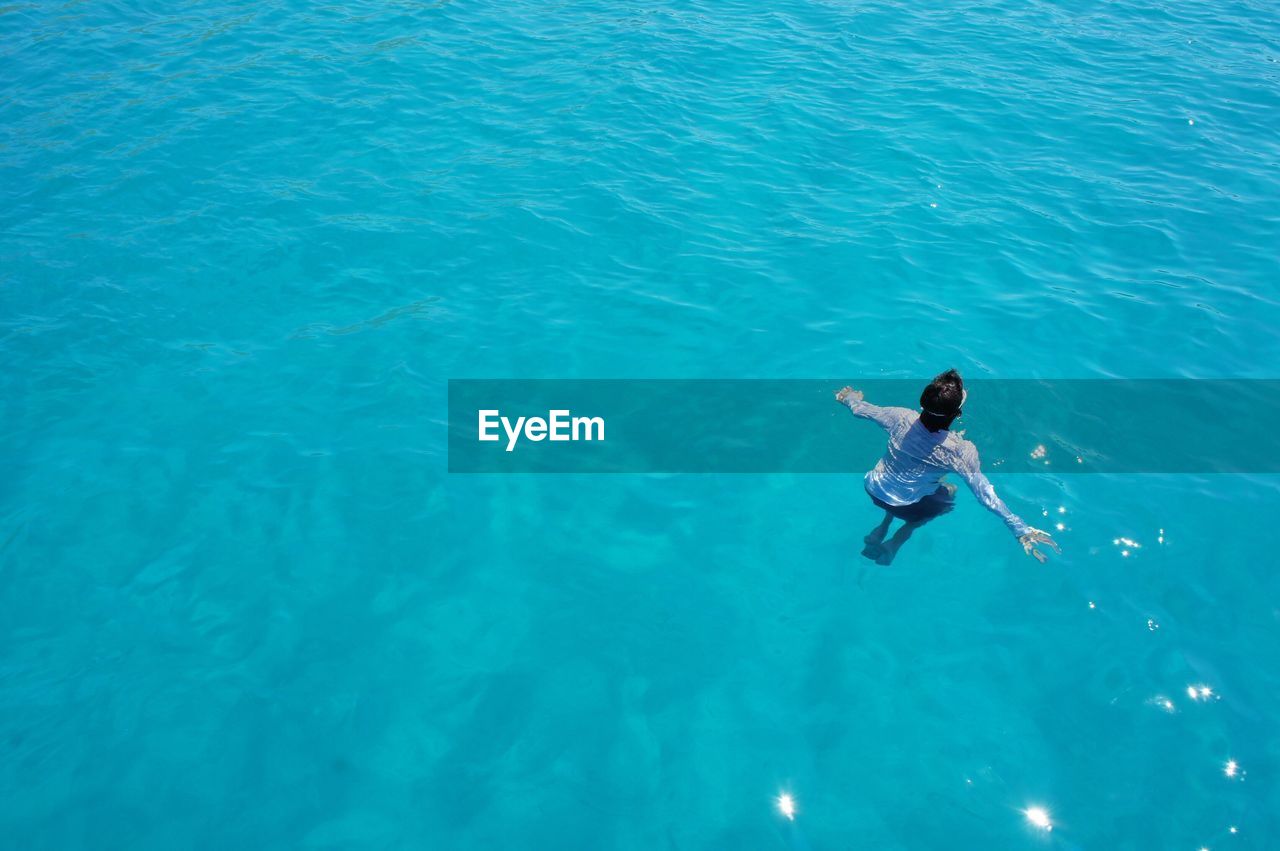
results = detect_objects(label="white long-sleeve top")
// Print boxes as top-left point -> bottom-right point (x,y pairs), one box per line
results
844,396 -> 1030,537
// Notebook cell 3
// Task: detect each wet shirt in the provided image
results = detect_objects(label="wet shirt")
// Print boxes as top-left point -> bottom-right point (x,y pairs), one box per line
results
844,397 -> 1030,537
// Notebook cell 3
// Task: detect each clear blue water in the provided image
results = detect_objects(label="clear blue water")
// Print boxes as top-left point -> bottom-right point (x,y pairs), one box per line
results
3,0 -> 1279,847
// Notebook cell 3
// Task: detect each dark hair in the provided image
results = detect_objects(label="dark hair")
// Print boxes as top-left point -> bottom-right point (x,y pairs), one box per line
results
919,369 -> 964,432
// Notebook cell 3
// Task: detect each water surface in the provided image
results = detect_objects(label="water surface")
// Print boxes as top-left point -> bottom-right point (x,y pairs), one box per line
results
3,0 -> 1279,847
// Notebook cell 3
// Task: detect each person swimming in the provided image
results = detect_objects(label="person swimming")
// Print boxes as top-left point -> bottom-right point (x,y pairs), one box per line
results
836,369 -> 1059,565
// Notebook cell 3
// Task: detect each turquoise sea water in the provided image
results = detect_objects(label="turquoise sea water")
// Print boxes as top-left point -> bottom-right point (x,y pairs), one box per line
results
4,0 -> 1280,847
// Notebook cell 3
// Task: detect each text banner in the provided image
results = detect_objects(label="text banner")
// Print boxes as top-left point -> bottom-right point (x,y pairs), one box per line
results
447,379 -> 1280,474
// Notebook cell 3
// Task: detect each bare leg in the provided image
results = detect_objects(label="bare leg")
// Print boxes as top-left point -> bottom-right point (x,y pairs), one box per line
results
862,511 -> 894,560
865,511 -> 893,545
873,485 -> 957,565
875,520 -> 922,565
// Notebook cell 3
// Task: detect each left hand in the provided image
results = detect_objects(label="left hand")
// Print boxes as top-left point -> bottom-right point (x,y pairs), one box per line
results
836,386 -> 863,405
1019,527 -> 1061,563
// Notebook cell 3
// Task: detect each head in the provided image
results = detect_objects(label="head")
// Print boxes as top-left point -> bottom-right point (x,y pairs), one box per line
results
919,369 -> 965,432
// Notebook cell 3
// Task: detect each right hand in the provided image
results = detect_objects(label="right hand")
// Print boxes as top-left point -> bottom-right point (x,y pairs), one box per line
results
836,386 -> 863,405
1019,528 -> 1061,563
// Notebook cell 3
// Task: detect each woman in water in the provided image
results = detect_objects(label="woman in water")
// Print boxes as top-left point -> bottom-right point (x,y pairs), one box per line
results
837,369 -> 1059,565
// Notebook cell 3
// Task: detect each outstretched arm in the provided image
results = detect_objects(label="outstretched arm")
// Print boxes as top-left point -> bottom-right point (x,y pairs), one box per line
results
835,386 -> 910,432
953,446 -> 1060,562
